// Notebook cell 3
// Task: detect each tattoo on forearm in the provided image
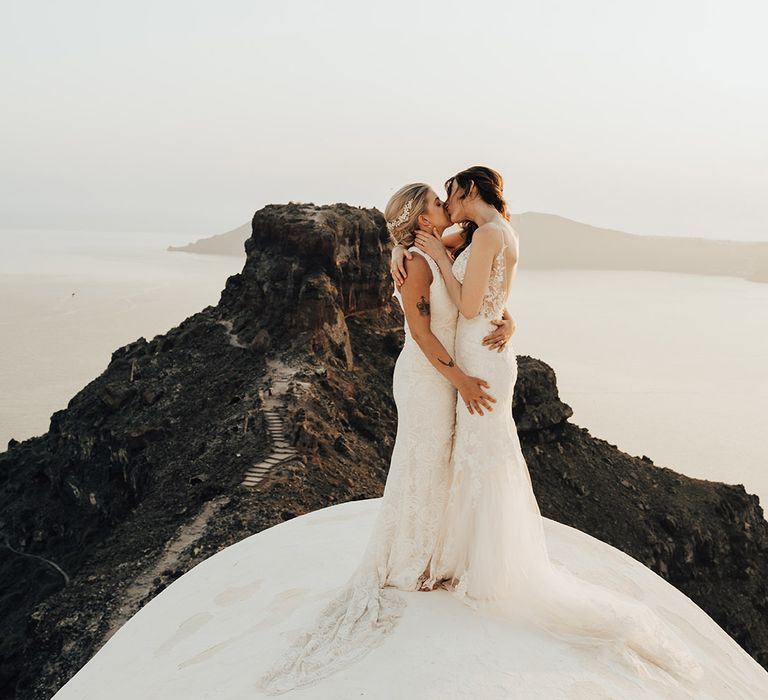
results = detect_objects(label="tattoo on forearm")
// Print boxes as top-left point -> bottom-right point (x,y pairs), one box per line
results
416,296 -> 430,316
437,355 -> 455,367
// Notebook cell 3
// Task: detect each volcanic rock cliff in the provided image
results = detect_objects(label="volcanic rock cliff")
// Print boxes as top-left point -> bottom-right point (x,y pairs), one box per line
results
1,202 -> 767,700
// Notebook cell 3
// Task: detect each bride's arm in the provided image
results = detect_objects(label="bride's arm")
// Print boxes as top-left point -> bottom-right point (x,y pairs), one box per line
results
439,230 -> 465,251
483,307 -> 515,352
389,245 -> 412,288
415,225 -> 499,319
390,232 -> 460,288
400,254 -> 496,414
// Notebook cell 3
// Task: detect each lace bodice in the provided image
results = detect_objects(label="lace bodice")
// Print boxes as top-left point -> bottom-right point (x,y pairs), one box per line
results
451,234 -> 509,319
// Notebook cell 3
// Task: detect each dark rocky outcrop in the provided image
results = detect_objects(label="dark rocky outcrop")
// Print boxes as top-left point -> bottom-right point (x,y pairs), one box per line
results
1,202 -> 766,700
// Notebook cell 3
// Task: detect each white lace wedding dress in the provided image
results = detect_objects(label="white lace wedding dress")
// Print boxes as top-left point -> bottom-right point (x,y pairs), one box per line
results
257,247 -> 459,694
421,229 -> 706,688
257,235 -> 709,696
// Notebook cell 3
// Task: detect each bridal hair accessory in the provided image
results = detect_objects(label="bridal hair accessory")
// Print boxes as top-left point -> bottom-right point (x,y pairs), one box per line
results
386,198 -> 414,233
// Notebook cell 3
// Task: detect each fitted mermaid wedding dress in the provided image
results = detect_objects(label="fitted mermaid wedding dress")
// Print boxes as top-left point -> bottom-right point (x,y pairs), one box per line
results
257,234 -> 710,696
257,248 -> 459,694
421,229 -> 706,688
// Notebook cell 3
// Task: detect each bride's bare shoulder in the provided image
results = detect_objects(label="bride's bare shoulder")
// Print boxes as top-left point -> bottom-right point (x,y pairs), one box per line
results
401,249 -> 433,283
474,221 -> 518,261
471,222 -> 506,251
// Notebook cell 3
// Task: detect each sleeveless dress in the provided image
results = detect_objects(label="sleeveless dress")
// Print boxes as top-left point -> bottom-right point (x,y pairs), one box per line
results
257,247 -> 459,694
421,229 -> 707,689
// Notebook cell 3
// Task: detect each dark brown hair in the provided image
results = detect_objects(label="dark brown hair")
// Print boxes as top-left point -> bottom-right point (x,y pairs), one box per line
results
446,165 -> 509,258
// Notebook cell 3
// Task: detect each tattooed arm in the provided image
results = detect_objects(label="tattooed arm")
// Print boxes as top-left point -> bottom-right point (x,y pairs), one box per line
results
400,253 -> 496,415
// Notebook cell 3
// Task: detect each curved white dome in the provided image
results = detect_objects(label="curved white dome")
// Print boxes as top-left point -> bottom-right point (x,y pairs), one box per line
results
53,499 -> 768,699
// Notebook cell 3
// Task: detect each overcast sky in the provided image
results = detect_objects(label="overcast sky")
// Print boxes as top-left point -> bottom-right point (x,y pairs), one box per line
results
1,0 -> 766,240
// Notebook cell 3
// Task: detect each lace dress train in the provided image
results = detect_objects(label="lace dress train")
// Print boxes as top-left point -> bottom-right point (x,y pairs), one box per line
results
421,232 -> 706,689
257,249 -> 459,694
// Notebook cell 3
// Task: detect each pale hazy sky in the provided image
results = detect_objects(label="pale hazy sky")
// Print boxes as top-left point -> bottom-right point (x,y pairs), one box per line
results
1,1 -> 766,240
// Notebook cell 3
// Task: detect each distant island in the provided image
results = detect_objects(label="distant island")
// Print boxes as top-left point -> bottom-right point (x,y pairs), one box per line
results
169,210 -> 768,284
167,222 -> 251,257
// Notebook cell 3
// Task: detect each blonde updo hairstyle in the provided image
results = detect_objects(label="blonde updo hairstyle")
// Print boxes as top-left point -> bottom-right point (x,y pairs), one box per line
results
383,183 -> 431,247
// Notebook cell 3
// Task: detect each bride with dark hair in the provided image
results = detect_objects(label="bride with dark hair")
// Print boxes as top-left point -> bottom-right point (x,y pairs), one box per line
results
405,165 -> 705,684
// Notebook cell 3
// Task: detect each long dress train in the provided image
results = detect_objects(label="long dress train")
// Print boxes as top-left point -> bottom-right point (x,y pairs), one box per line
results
257,248 -> 459,694
421,230 -> 706,689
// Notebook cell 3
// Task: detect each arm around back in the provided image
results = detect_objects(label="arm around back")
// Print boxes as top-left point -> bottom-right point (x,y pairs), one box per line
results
399,253 -> 497,415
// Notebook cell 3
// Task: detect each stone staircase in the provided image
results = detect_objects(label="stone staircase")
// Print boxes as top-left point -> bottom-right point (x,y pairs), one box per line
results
242,359 -> 302,488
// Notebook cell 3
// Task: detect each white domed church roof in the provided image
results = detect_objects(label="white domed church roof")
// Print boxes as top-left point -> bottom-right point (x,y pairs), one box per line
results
53,499 -> 768,699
